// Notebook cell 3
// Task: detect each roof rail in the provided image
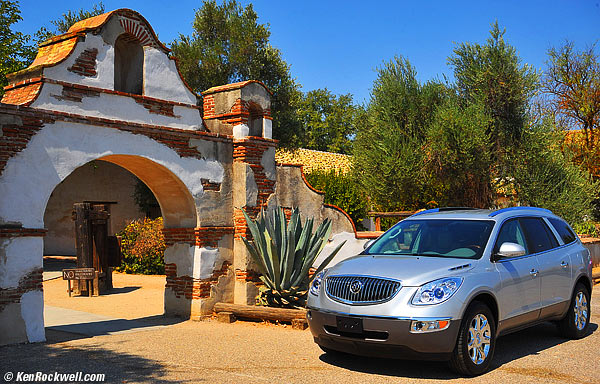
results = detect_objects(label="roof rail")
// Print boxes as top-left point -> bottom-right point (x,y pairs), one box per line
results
410,207 -> 477,217
410,208 -> 439,217
438,207 -> 477,212
489,206 -> 553,217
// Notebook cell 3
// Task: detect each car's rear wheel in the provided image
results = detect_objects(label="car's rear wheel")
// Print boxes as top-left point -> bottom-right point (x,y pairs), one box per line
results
449,302 -> 496,376
559,283 -> 590,339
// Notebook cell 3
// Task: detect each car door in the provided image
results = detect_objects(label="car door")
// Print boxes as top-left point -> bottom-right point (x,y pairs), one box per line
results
494,218 -> 542,328
535,217 -> 575,318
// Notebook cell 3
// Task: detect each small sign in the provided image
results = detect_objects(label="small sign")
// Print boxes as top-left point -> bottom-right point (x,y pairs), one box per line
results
62,268 -> 95,280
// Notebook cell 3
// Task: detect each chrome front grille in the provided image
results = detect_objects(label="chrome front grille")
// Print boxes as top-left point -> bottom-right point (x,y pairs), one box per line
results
325,275 -> 402,305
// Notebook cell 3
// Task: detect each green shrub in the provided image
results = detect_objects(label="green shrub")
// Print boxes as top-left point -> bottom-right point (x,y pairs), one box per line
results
116,217 -> 166,275
304,169 -> 368,230
572,222 -> 600,238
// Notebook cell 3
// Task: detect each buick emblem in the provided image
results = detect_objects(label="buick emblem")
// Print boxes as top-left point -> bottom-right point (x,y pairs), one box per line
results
349,279 -> 363,294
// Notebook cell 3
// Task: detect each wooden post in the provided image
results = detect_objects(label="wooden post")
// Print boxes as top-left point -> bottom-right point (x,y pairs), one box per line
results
74,203 -> 93,268
91,204 -> 111,291
73,203 -> 93,295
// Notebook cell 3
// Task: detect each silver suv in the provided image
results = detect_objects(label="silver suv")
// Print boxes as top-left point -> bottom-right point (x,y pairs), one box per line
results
307,207 -> 593,376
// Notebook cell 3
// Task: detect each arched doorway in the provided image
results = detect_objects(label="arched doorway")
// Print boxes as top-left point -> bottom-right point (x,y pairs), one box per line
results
42,158 -> 173,329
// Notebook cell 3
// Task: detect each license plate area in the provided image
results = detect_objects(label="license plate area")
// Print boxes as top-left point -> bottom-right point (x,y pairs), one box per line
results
336,316 -> 363,334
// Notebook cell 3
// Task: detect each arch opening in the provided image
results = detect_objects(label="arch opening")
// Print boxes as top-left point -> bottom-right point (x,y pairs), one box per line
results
114,33 -> 144,95
248,103 -> 264,137
41,155 -> 198,328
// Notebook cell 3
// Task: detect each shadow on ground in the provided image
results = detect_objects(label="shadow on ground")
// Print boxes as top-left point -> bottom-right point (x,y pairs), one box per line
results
104,286 -> 141,294
43,257 -> 76,272
319,321 -> 597,380
0,337 -> 186,383
46,314 -> 185,337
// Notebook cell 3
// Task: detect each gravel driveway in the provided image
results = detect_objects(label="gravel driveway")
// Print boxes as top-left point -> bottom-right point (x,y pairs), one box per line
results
1,272 -> 598,383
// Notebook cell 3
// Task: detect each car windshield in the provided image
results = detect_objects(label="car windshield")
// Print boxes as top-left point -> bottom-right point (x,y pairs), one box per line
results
365,219 -> 495,259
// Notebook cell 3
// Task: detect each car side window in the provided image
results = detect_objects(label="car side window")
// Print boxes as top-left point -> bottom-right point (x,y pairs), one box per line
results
548,218 -> 577,244
519,217 -> 559,254
494,219 -> 528,255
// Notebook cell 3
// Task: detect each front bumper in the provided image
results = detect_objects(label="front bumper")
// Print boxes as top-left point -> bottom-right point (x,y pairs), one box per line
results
307,307 -> 460,361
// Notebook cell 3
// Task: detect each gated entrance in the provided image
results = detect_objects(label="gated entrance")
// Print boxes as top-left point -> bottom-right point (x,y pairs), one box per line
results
0,8 -> 355,345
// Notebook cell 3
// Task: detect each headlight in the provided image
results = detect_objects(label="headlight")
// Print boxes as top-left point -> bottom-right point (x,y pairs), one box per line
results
411,277 -> 463,305
310,271 -> 325,296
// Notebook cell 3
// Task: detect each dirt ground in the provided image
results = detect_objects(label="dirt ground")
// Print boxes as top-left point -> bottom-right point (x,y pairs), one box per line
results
44,271 -> 165,319
1,261 -> 598,383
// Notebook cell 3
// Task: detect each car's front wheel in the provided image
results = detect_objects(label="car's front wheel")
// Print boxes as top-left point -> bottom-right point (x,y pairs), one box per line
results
449,302 -> 496,376
558,283 -> 591,339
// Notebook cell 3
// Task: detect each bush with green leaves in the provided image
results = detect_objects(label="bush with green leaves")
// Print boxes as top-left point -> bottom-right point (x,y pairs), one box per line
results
507,121 -> 598,225
304,169 -> 367,229
241,207 -> 345,309
352,22 -> 597,226
116,217 -> 166,275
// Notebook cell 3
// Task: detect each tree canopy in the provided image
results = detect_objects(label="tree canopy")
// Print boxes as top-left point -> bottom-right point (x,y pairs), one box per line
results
295,89 -> 359,154
352,56 -> 447,211
0,0 -> 36,95
542,42 -> 600,177
448,21 -> 538,155
352,23 -> 596,224
171,0 -> 302,147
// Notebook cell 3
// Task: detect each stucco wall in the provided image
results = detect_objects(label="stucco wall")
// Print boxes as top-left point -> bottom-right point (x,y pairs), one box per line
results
43,161 -> 145,255
271,165 -> 355,235
581,237 -> 600,267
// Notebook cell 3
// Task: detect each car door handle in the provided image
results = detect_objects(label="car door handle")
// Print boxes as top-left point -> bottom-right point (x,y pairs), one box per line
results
529,269 -> 539,277
561,261 -> 569,269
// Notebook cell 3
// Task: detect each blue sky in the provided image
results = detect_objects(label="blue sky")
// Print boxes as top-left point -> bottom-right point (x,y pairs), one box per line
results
15,0 -> 600,103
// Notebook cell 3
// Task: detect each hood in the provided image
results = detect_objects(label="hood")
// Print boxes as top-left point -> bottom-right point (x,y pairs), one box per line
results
324,254 -> 476,287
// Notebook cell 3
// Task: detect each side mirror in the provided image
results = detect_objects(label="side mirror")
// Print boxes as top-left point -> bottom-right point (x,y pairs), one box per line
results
363,239 -> 375,250
494,242 -> 526,260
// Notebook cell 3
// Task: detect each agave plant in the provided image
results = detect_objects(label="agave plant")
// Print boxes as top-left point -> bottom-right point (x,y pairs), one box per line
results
241,206 -> 346,309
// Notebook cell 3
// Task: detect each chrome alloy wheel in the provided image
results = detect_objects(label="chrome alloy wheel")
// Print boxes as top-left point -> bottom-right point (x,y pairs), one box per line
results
574,291 -> 588,331
467,314 -> 491,365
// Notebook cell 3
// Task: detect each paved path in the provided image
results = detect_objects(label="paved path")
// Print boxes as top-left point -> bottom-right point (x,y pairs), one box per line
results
2,267 -> 598,383
44,306 -> 176,337
0,289 -> 598,383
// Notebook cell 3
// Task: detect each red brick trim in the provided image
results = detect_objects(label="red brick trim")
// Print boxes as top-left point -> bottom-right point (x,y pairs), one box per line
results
232,138 -> 278,238
235,269 -> 262,283
0,268 -> 43,312
165,261 -> 230,300
52,84 -> 100,103
135,97 -> 176,117
201,179 -> 221,191
0,228 -> 48,238
0,103 -> 233,175
202,80 -> 273,96
44,79 -> 201,110
162,227 -> 234,247
68,48 -> 98,77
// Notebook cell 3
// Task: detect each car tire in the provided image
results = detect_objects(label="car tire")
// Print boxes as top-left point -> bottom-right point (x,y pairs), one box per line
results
558,283 -> 591,339
449,301 -> 496,376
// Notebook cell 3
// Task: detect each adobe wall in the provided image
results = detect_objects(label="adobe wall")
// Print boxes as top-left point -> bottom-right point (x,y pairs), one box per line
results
0,104 -> 236,344
0,8 -> 360,346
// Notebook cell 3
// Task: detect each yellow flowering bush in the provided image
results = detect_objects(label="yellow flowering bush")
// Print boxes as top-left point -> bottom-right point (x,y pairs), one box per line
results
116,217 -> 166,275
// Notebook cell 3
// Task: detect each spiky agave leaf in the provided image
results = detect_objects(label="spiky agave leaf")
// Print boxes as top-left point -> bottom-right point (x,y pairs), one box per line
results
242,206 -> 344,308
